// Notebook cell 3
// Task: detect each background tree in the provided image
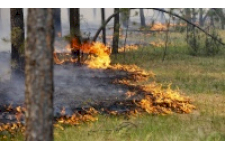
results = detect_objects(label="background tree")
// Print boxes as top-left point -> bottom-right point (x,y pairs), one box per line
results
25,8 -> 54,141
10,8 -> 24,75
120,9 -> 130,28
101,8 -> 106,44
213,8 -> 225,29
140,8 -> 146,27
112,8 -> 119,54
54,8 -> 62,38
70,8 -> 81,63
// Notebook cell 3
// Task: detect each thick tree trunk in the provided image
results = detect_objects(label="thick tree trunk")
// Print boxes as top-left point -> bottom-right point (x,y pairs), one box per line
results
70,8 -> 81,63
10,8 -> 25,75
25,8 -> 54,141
101,8 -> 106,44
140,8 -> 146,27
112,8 -> 119,54
54,8 -> 62,37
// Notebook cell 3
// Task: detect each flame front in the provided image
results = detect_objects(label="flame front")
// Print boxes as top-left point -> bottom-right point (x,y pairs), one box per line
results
84,42 -> 110,69
54,40 -> 110,69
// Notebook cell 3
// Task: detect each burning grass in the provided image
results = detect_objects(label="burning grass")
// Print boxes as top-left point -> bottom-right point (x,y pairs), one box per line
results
52,41 -> 196,117
1,39 -> 198,139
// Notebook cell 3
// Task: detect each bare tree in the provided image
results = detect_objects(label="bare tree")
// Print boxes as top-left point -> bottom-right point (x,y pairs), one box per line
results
54,8 -> 62,38
70,8 -> 81,63
112,8 -> 119,54
10,8 -> 25,75
140,8 -> 146,27
25,8 -> 54,141
101,8 -> 106,44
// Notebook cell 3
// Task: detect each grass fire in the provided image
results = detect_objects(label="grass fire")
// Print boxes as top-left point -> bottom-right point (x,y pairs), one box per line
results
1,8 -> 225,141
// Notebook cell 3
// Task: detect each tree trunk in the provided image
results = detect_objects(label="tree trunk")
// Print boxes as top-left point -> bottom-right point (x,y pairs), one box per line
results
10,8 -> 25,75
25,8 -> 54,141
210,15 -> 215,27
214,8 -> 225,30
101,8 -> 106,44
192,8 -> 197,24
140,8 -> 146,27
112,8 -> 119,54
70,8 -> 81,63
54,8 -> 62,37
184,8 -> 191,22
120,9 -> 130,28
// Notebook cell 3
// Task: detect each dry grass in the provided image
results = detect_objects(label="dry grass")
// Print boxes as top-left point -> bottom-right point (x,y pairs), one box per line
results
2,30 -> 225,141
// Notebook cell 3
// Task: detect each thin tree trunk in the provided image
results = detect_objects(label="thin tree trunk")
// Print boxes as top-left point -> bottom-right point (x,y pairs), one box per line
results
192,8 -> 197,24
25,8 -> 54,141
70,8 -> 81,63
120,9 -> 130,28
10,8 -> 25,75
140,8 -> 146,27
210,15 -> 215,27
54,8 -> 62,37
199,8 -> 204,26
101,8 -> 106,44
112,8 -> 119,54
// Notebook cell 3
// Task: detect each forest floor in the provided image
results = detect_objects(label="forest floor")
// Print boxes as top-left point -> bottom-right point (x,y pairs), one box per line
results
1,30 -> 225,141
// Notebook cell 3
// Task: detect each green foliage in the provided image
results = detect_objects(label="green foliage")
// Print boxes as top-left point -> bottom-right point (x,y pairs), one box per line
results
187,26 -> 201,56
187,26 -> 222,56
205,30 -> 222,56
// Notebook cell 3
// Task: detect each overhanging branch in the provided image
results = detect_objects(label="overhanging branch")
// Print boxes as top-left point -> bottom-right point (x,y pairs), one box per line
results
148,8 -> 225,46
92,8 -> 225,46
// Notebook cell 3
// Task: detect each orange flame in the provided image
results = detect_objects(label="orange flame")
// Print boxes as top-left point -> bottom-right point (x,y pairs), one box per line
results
54,39 -> 111,69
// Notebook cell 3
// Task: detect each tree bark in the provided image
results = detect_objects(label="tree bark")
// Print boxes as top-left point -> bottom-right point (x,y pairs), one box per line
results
25,8 -> 54,141
140,8 -> 146,27
10,8 -> 25,75
101,8 -> 106,44
54,8 -> 62,37
112,8 -> 119,54
70,8 -> 81,63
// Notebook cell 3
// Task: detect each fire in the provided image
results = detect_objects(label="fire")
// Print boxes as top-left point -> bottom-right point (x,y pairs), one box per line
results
83,42 -> 111,69
150,23 -> 187,31
54,39 -> 110,69
150,23 -> 168,31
